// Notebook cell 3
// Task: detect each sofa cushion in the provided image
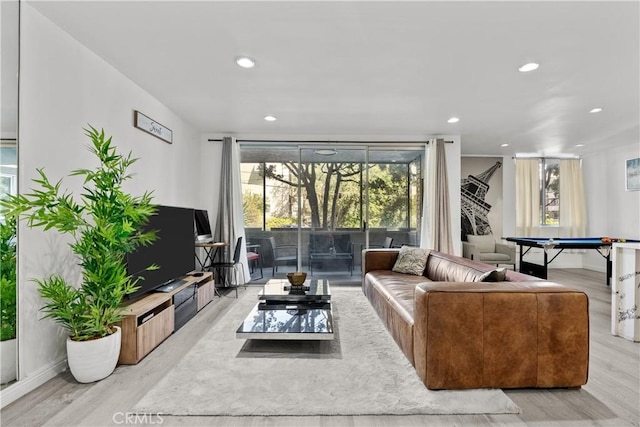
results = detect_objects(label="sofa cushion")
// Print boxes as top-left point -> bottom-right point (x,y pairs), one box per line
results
476,268 -> 507,282
425,251 -> 490,282
364,270 -> 429,365
467,234 -> 495,253
392,246 -> 430,276
479,252 -> 512,262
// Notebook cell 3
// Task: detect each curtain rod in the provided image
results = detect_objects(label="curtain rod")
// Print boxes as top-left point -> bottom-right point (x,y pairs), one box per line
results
208,138 -> 453,144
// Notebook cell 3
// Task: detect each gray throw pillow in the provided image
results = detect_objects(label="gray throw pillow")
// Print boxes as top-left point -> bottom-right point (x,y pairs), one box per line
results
392,246 -> 430,276
476,268 -> 507,282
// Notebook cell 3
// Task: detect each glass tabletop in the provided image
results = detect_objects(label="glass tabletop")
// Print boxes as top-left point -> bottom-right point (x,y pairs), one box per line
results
236,303 -> 334,340
236,279 -> 334,340
259,279 -> 331,303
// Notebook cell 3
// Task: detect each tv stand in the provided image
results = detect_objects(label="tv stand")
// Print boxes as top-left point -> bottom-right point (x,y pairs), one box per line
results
155,278 -> 188,293
117,272 -> 214,364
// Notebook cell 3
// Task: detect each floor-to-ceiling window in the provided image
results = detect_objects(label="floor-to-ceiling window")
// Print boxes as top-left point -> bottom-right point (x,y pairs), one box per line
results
367,148 -> 423,247
239,143 -> 425,279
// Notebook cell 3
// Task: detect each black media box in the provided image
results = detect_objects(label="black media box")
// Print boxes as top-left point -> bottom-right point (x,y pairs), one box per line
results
173,284 -> 197,331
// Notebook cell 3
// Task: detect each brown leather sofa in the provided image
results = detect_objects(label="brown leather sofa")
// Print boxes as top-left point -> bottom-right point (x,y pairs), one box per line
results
362,249 -> 589,390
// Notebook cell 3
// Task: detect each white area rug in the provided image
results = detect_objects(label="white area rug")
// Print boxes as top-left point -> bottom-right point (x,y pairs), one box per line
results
134,286 -> 520,416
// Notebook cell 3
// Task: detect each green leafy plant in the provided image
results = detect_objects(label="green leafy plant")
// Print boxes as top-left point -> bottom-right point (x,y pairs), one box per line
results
0,126 -> 157,341
0,216 -> 17,341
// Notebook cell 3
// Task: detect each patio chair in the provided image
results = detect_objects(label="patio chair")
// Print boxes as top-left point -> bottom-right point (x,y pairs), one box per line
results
268,236 -> 298,276
308,234 -> 354,275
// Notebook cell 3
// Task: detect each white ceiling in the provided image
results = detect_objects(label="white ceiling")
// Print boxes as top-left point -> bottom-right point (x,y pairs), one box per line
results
29,1 -> 640,156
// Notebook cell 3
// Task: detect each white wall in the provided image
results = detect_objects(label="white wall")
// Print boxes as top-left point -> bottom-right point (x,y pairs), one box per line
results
9,4 -> 203,404
199,137 -> 223,232
583,136 -> 640,271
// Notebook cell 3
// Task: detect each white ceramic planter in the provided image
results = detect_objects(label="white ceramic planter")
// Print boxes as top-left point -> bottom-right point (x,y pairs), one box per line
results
66,326 -> 121,383
1,338 -> 17,384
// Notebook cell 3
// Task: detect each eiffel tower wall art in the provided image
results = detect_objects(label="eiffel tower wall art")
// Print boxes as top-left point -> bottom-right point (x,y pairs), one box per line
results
461,157 -> 504,242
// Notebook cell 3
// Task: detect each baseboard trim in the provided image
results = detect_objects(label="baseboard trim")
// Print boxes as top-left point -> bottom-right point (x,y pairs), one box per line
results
0,358 -> 67,408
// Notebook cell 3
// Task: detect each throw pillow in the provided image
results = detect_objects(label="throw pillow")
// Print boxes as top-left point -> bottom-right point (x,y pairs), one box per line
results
392,246 -> 430,276
476,268 -> 507,282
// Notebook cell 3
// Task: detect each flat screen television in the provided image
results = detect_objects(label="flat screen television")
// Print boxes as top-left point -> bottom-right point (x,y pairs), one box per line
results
194,209 -> 213,242
126,205 -> 195,299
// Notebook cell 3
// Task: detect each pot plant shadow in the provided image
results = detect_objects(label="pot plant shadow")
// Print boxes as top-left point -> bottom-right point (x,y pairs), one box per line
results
0,126 -> 157,383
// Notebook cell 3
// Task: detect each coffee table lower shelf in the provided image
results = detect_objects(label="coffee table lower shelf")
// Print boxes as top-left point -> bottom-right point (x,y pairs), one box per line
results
236,302 -> 334,340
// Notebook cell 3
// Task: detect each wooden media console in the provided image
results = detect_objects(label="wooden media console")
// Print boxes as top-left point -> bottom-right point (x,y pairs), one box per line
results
117,272 -> 214,364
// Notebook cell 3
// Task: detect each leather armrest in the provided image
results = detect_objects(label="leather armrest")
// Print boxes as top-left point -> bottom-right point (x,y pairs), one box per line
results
362,249 -> 400,274
413,281 -> 589,389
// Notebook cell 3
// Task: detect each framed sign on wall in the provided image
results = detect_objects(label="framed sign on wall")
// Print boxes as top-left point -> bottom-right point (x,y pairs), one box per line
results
133,110 -> 172,144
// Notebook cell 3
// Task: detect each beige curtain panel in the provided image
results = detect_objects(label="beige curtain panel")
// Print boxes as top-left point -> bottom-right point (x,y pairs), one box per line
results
515,158 -> 541,236
215,137 -> 251,283
559,159 -> 587,237
422,139 -> 453,253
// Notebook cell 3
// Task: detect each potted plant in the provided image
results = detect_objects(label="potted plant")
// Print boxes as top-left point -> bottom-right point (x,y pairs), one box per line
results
0,215 -> 17,384
0,126 -> 157,383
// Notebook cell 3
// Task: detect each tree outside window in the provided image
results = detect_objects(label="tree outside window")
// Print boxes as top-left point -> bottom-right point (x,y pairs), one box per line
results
241,157 -> 421,231
541,159 -> 560,225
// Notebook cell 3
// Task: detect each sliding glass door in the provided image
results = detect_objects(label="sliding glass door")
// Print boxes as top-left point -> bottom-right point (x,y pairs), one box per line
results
367,148 -> 424,249
239,142 -> 425,280
299,147 -> 367,277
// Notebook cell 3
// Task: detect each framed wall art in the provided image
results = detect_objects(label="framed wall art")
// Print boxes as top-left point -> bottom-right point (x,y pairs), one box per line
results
134,110 -> 172,144
626,157 -> 640,191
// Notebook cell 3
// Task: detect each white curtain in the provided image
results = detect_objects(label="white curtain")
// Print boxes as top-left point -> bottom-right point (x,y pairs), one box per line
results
421,139 -> 453,253
515,158 -> 541,236
559,159 -> 587,237
214,137 -> 250,283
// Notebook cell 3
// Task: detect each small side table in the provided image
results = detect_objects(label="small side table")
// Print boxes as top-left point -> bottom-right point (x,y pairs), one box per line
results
195,242 -> 227,271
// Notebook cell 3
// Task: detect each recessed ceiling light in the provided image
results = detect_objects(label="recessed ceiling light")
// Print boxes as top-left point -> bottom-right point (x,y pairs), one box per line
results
447,117 -> 460,124
264,115 -> 277,122
235,56 -> 256,68
518,62 -> 539,72
500,143 -> 509,147
575,144 -> 585,147
589,107 -> 604,113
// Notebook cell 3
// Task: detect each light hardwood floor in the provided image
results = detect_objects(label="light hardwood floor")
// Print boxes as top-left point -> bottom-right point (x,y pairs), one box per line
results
1,269 -> 639,427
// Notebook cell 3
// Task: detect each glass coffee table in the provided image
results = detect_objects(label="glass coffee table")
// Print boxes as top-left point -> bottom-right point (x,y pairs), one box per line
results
236,279 -> 334,340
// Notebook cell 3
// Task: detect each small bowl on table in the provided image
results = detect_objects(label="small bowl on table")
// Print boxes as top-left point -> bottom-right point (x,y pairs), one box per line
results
287,272 -> 307,287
